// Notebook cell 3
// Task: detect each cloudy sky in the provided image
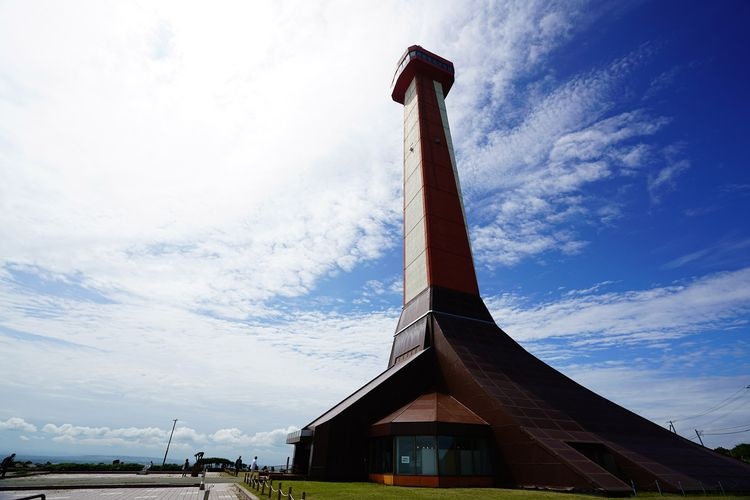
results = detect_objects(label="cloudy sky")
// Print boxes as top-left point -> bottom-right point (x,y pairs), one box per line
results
1,0 -> 749,465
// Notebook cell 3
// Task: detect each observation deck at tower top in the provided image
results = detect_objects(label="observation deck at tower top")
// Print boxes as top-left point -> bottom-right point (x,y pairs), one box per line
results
391,45 -> 455,104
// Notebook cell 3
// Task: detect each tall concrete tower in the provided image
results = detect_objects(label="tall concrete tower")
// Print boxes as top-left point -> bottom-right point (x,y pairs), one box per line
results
392,47 -> 478,304
387,47 -> 486,370
287,46 -> 750,493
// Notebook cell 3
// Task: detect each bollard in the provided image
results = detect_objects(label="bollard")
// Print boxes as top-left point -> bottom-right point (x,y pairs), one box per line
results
203,489 -> 210,500
261,481 -> 266,495
277,482 -> 282,500
302,493 -> 306,500
288,486 -> 292,499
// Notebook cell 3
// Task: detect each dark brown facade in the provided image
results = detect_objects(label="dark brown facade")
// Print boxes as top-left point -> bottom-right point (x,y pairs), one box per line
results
287,46 -> 750,494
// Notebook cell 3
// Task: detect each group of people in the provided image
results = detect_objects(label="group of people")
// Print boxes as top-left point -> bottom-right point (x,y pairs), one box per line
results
177,454 -> 259,478
234,455 -> 260,477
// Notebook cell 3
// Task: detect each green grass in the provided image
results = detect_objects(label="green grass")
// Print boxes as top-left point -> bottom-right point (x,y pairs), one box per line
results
241,481 -> 747,499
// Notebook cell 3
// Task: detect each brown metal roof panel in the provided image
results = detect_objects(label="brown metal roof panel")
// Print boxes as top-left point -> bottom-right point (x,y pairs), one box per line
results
372,392 -> 489,427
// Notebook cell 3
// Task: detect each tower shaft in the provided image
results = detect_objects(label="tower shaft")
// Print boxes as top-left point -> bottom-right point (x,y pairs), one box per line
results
388,47 -> 491,369
402,74 -> 479,304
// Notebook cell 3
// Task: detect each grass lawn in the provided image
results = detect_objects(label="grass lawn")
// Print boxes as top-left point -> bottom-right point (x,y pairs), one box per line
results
241,480 -> 748,499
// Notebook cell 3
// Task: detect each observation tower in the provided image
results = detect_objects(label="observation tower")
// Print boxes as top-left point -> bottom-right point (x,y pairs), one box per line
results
287,46 -> 750,493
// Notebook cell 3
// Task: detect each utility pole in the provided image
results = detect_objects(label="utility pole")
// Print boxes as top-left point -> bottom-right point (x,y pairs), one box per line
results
694,429 -> 705,447
668,420 -> 677,433
162,418 -> 178,467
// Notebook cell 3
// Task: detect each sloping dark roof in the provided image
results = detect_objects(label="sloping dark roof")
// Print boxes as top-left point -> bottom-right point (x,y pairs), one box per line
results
306,349 -> 430,429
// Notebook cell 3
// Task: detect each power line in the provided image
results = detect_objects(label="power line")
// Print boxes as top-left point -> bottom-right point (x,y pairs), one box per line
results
699,394 -> 750,427
702,426 -> 750,436
703,422 -> 750,432
672,385 -> 749,423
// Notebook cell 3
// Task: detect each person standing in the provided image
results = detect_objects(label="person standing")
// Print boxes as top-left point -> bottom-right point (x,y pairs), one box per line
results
251,456 -> 258,480
1,453 -> 15,479
182,458 -> 190,477
235,456 -> 243,476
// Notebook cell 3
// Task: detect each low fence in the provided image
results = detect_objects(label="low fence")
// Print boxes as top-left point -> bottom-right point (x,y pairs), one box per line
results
243,472 -> 306,500
624,478 -> 737,496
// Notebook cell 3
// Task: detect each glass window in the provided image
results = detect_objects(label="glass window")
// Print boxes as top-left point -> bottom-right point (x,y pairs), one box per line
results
415,436 -> 437,475
373,435 -> 489,476
396,436 -> 415,474
438,436 -> 457,475
438,436 -> 491,476
369,437 -> 393,474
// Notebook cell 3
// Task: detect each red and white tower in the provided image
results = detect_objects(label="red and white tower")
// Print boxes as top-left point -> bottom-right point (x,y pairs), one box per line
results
287,46 -> 750,493
391,47 -> 479,304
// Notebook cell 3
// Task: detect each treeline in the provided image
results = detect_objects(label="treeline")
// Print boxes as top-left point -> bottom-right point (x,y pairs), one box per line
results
9,457 -> 235,472
714,443 -> 749,463
46,462 -> 146,472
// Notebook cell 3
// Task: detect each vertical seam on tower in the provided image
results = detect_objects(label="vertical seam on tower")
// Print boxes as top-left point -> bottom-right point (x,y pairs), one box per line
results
415,75 -> 433,288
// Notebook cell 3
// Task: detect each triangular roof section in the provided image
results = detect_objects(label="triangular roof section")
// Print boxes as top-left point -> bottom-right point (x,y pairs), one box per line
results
306,348 -> 430,429
373,392 -> 488,426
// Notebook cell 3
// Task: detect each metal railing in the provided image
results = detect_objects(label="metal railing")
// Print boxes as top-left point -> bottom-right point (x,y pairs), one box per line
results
245,473 -> 306,500
627,477 -> 736,496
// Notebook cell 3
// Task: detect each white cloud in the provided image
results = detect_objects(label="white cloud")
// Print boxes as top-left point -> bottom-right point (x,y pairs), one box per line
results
0,1 -> 409,320
663,237 -> 750,270
0,417 -> 37,433
487,267 -> 750,344
559,365 -> 750,448
649,160 -> 690,203
0,0 -> 637,317
0,267 -> 397,447
210,426 -> 298,449
24,420 -> 297,460
42,423 -> 170,446
456,50 -> 673,266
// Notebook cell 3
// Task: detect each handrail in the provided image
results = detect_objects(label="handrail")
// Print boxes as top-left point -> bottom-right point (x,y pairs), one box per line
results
247,475 -> 306,500
615,476 -> 736,496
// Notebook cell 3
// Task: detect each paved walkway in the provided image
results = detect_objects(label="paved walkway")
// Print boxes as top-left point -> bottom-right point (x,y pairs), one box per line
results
0,484 -> 241,500
0,473 -> 238,489
0,473 -> 258,500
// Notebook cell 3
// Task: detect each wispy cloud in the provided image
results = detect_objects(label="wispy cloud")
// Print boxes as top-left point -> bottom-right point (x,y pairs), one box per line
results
663,236 -> 750,270
648,145 -> 690,204
0,1 -> 408,321
450,41 -> 680,266
560,365 -> 750,447
487,267 -> 750,344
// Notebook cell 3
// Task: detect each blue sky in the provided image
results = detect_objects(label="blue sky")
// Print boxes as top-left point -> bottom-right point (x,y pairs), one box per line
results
1,0 -> 749,465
